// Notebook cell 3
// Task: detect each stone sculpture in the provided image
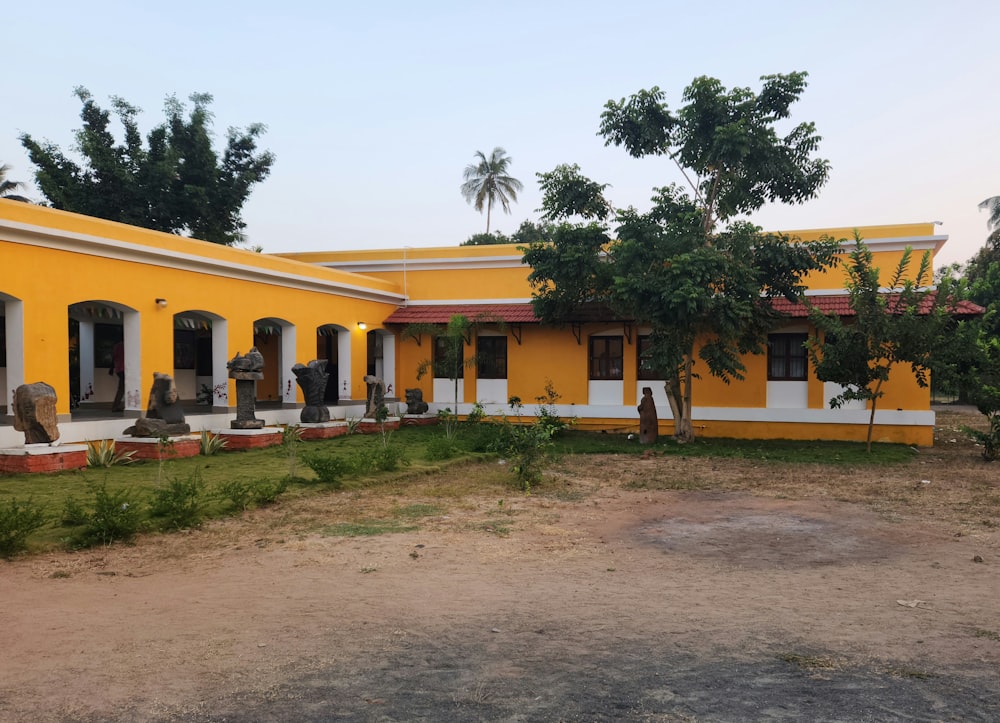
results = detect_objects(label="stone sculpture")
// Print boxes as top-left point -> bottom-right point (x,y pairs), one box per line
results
124,373 -> 191,437
13,382 -> 60,444
293,360 -> 331,423
364,374 -> 386,418
404,388 -> 429,415
637,386 -> 658,444
228,347 -> 265,429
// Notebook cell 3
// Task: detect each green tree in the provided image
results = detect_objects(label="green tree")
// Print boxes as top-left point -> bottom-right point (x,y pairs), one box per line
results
807,234 -> 952,452
461,147 -> 523,234
524,73 -> 838,442
0,163 -> 29,201
979,196 -> 1000,244
461,231 -> 511,246
19,87 -> 274,246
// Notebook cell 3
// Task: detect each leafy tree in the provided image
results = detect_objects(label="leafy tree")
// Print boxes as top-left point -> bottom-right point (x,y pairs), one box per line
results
461,147 -> 523,234
979,196 -> 1000,244
0,163 -> 30,202
19,87 -> 274,246
807,234 -> 953,452
510,220 -> 555,246
524,73 -> 838,442
461,231 -> 511,246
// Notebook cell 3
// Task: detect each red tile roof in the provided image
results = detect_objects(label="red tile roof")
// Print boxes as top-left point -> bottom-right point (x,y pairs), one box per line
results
383,295 -> 984,326
383,303 -> 539,325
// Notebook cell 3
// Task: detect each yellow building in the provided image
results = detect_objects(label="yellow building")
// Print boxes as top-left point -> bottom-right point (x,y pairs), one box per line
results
0,199 -> 961,448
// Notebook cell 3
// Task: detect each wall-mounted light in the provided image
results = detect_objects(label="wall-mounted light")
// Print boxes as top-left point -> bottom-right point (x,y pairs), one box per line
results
357,321 -> 367,330
155,298 -> 168,308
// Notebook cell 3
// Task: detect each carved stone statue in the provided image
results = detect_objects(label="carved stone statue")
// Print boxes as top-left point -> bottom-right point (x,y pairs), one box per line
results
124,373 -> 191,437
228,347 -> 264,429
405,388 -> 429,415
364,374 -> 386,418
293,360 -> 331,423
637,386 -> 658,444
13,382 -> 60,444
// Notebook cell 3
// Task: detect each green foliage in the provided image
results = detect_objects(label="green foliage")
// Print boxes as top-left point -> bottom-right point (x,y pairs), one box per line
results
281,424 -> 304,478
490,397 -> 556,492
462,231 -> 510,246
536,163 -> 612,221
424,434 -> 459,460
199,430 -> 228,456
71,483 -> 142,547
0,162 -> 30,201
963,414 -> 1000,461
86,439 -> 135,467
360,444 -> 409,473
534,380 -> 573,436
149,470 -> 204,529
249,477 -> 288,506
217,477 -> 289,508
460,146 -> 524,233
303,453 -> 352,486
0,497 -> 47,557
808,233 -> 948,452
526,73 -> 836,442
19,88 -> 274,246
218,479 -> 254,511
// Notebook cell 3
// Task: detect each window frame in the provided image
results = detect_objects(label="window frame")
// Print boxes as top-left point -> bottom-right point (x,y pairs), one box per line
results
767,333 -> 809,382
589,335 -> 624,381
476,335 -> 507,380
433,334 -> 463,379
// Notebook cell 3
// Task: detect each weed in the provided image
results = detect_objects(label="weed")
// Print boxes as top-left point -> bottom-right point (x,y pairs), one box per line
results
425,434 -> 459,460
0,496 -> 47,557
199,430 -> 228,456
218,479 -> 254,511
777,653 -> 839,670
149,470 -> 204,529
86,439 -> 135,468
974,629 -> 1000,641
963,413 -> 1000,461
535,380 -> 573,436
490,397 -> 555,492
250,477 -> 288,506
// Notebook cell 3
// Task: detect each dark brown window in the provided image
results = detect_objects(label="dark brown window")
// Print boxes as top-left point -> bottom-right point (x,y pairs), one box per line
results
477,336 -> 507,379
434,335 -> 463,379
768,333 -> 808,381
637,335 -> 660,381
589,336 -> 623,380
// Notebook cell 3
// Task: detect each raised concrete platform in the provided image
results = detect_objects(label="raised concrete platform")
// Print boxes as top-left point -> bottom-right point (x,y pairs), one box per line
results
0,444 -> 89,474
357,417 -> 401,434
401,414 -> 439,427
298,421 -> 350,441
115,435 -> 201,461
218,428 -> 283,450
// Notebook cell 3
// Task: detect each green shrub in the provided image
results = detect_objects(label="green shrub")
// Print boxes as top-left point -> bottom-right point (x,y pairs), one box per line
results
251,476 -> 288,505
964,413 -> 1000,461
199,430 -> 228,456
149,470 -> 204,529
304,453 -> 352,486
363,444 -> 408,472
75,483 -> 142,547
425,434 -> 459,460
219,479 -> 254,511
86,439 -> 135,468
61,496 -> 89,526
282,424 -> 304,477
490,396 -> 556,492
0,497 -> 47,557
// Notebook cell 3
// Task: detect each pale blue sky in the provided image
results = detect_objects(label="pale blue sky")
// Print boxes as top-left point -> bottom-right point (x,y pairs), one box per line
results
4,1 -> 996,265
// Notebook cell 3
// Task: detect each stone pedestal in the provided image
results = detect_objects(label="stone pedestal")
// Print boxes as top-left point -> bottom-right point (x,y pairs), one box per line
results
401,414 -> 439,427
231,373 -> 264,430
357,417 -> 401,434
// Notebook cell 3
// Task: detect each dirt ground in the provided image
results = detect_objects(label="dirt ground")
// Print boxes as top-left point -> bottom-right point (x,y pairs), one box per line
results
2,409 -> 999,722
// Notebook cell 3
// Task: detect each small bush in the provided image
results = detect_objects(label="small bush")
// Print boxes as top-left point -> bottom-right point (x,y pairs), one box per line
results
0,497 -> 47,557
199,431 -> 228,456
61,496 -> 89,526
304,453 -> 352,486
964,413 -> 1000,461
251,477 -> 288,506
363,444 -> 409,472
282,424 -> 304,477
149,470 -> 204,529
75,483 -> 142,547
425,434 -> 459,461
219,479 -> 254,511
86,439 -> 135,468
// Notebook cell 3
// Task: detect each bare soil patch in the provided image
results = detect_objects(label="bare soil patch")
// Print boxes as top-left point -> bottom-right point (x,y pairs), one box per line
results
2,408 -> 998,721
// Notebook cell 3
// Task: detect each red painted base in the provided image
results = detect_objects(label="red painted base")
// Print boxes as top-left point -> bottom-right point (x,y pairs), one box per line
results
0,446 -> 89,474
357,418 -> 401,434
401,415 -> 439,427
218,430 -> 283,450
116,437 -> 201,461
299,424 -> 350,441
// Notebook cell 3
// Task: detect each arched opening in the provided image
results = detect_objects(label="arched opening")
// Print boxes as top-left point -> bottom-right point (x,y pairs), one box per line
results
174,310 -> 228,409
316,323 -> 350,403
68,300 -> 139,416
0,293 -> 24,421
366,328 -> 396,398
253,317 -> 296,405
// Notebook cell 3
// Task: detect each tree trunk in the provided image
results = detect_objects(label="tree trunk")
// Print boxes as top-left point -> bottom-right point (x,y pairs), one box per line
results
486,198 -> 492,234
865,379 -> 884,454
664,356 -> 695,443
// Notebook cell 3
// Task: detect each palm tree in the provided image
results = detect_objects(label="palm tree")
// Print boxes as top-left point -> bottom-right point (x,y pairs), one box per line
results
461,147 -> 523,233
0,163 -> 30,202
980,196 -> 1000,244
